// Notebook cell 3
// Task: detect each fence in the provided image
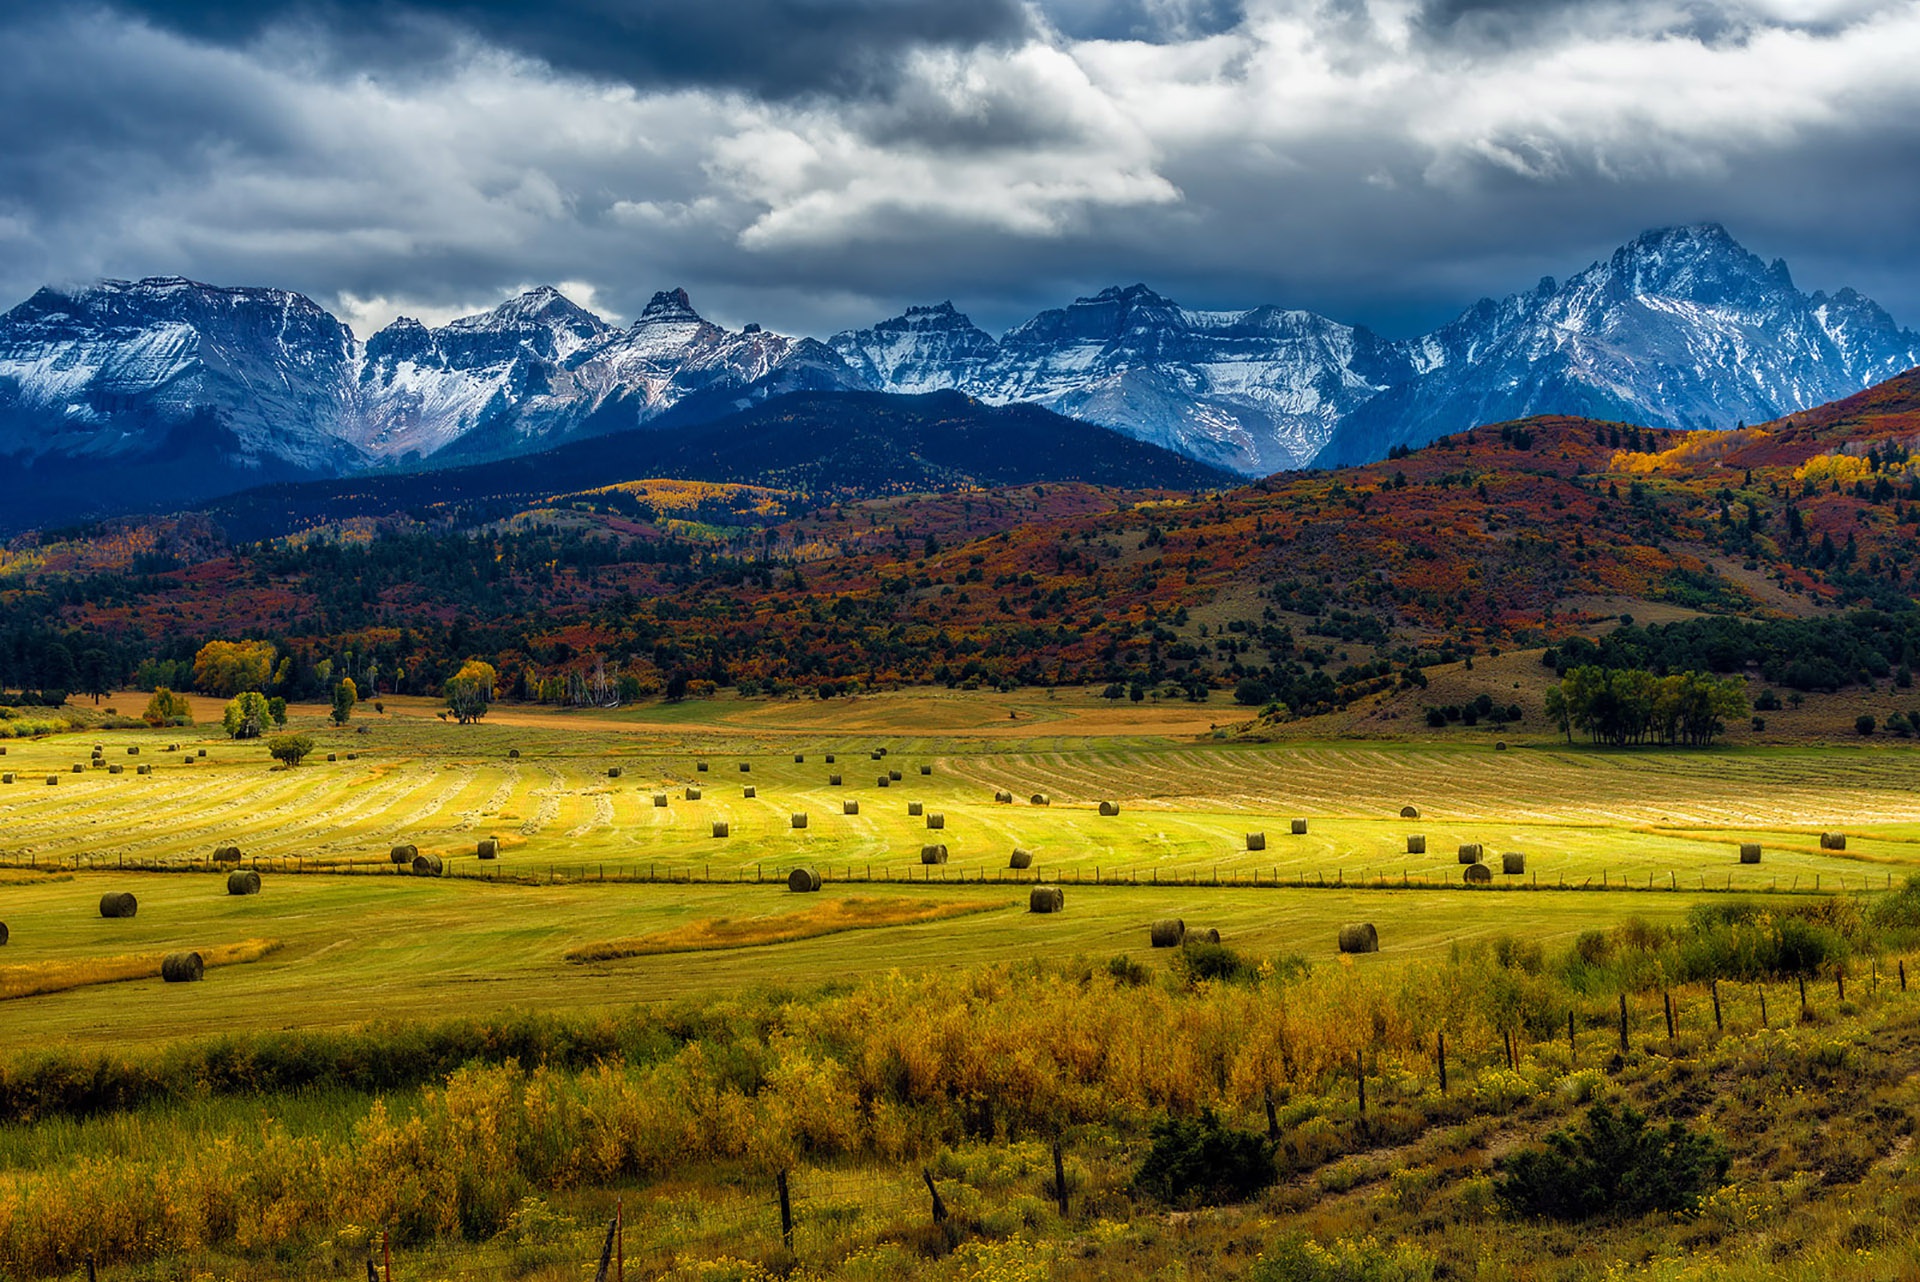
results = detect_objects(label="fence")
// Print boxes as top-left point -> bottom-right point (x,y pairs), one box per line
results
0,849 -> 1899,896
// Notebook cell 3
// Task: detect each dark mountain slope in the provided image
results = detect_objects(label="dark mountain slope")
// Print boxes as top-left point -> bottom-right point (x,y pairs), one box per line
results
194,390 -> 1235,541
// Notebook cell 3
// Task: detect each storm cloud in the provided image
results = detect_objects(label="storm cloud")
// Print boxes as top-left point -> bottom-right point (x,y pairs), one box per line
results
0,0 -> 1915,339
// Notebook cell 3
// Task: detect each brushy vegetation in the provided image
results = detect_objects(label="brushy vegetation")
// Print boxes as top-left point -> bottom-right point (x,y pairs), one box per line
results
1132,1108 -> 1277,1207
4,889 -> 1920,1278
1497,1101 -> 1729,1220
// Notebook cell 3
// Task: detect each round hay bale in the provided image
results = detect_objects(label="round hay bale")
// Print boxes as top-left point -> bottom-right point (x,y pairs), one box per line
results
1495,741 -> 1508,752
127,746 -> 139,755
1031,793 -> 1050,806
1199,927 -> 1221,944
1463,863 -> 1493,886
995,790 -> 1013,804
1739,843 -> 1761,864
1009,848 -> 1033,869
920,843 -> 948,865
1458,843 -> 1483,864
926,813 -> 945,830
739,763 -> 751,772
1399,805 -> 1420,819
791,812 -> 808,829
685,787 -> 702,801
919,765 -> 931,775
794,753 -> 805,763
1821,833 -> 1847,851
787,866 -> 822,892
0,922 -> 8,945
160,951 -> 204,983
1246,832 -> 1266,851
889,769 -> 902,781
346,753 -> 358,760
1149,919 -> 1186,948
1,773 -> 12,784
872,748 -> 886,759
71,763 -> 83,773
109,764 -> 123,775
877,776 -> 891,788
653,793 -> 669,807
198,749 -> 207,757
1406,835 -> 1426,855
214,846 -> 243,863
743,785 -> 756,799
0,744 -> 6,753
46,775 -> 58,786
137,765 -> 151,775
1337,922 -> 1378,953
1290,819 -> 1308,835
1098,801 -> 1120,816
227,869 -> 262,896
607,766 -> 623,779
389,843 -> 417,864
696,762 -> 709,773
1029,886 -> 1065,914
908,801 -> 924,816
508,748 -> 521,759
99,892 -> 138,918
412,853 -> 444,877
326,753 -> 337,762
825,754 -> 836,763
477,838 -> 499,859
843,800 -> 860,815
828,774 -> 843,786
1501,851 -> 1526,875
167,743 -> 178,751
712,821 -> 730,838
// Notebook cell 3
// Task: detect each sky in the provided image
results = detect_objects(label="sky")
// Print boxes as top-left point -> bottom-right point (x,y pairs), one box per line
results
1,0 -> 1917,340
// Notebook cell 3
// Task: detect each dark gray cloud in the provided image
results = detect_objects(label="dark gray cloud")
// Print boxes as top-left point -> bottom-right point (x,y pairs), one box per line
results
66,0 -> 1034,98
0,0 -> 1914,343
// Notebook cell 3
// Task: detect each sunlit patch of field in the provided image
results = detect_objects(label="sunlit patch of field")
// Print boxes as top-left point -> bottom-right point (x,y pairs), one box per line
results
0,937 -> 280,1001
564,895 -> 1012,961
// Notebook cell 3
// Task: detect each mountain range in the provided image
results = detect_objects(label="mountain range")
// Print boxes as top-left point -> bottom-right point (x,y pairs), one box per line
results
2,223 -> 1915,529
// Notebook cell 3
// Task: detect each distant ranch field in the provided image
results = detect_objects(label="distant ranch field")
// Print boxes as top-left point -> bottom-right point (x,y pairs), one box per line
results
1,693 -> 1914,1046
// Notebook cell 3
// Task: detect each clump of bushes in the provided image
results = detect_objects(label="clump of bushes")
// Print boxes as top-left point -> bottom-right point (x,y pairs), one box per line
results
1497,1102 -> 1728,1220
1252,1232 -> 1437,1282
1558,903 -> 1855,990
1133,1108 -> 1277,1207
1173,939 -> 1256,985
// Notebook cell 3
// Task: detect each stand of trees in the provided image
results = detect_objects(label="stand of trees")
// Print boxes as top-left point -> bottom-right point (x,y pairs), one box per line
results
1544,666 -> 1746,747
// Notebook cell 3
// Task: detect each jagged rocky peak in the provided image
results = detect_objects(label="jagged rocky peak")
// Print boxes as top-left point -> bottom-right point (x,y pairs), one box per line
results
637,287 -> 704,326
1602,222 -> 1793,302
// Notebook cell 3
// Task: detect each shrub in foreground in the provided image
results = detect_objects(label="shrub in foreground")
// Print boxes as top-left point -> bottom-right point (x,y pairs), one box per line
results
1497,1102 -> 1728,1220
1133,1108 -> 1276,1207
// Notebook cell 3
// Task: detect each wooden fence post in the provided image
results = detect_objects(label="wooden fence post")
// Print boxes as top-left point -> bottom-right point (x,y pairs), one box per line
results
1759,985 -> 1769,1029
383,1228 -> 392,1282
592,1217 -> 617,1282
1902,960 -> 1908,992
1618,992 -> 1629,1054
1053,1139 -> 1070,1218
1567,1010 -> 1576,1062
1799,975 -> 1809,1019
922,1169 -> 948,1223
1663,991 -> 1675,1040
616,1198 -> 624,1282
1711,980 -> 1722,1032
1437,1032 -> 1448,1094
1356,1051 -> 1366,1117
777,1171 -> 793,1251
